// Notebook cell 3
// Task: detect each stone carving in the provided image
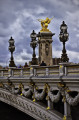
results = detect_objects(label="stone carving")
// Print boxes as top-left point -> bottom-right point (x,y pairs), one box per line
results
34,88 -> 46,100
1,81 -> 79,107
48,90 -> 60,103
57,82 -> 79,106
0,88 -> 62,120
13,87 -> 19,94
45,43 -> 49,56
1,79 -> 79,120
22,87 -> 32,97
66,92 -> 79,106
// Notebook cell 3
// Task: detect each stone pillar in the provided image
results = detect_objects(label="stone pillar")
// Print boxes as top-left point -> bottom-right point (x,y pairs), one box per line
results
1,71 -> 3,76
46,68 -> 49,76
30,65 -> 39,77
30,66 -> 34,77
63,98 -> 72,120
47,98 -> 53,110
8,68 -> 12,77
59,62 -> 70,77
34,65 -> 39,76
20,69 -> 23,76
37,32 -> 55,66
8,67 -> 16,77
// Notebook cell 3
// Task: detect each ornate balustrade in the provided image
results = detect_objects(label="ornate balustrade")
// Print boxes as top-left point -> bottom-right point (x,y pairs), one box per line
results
0,63 -> 79,92
66,65 -> 79,76
0,63 -> 79,120
32,66 -> 59,76
10,68 -> 30,77
0,69 -> 9,77
0,63 -> 79,78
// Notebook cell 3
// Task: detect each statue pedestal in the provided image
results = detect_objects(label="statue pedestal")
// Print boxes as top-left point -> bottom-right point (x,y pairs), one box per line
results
37,32 -> 55,66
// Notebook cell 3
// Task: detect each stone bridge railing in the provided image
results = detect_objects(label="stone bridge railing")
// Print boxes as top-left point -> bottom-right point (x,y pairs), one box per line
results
0,63 -> 79,77
0,63 -> 79,120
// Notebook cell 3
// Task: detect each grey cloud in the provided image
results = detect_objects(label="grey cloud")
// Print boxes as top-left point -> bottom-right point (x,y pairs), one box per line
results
72,0 -> 79,5
21,56 -> 31,60
0,0 -> 79,65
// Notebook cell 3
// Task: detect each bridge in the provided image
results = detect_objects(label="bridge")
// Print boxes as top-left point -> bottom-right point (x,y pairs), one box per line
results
0,20 -> 79,120
0,63 -> 79,120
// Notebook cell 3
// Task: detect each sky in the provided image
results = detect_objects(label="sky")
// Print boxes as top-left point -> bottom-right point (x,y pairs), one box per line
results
0,0 -> 79,66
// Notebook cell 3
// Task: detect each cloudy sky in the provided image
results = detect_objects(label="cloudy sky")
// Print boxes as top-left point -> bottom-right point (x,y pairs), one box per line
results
0,0 -> 79,66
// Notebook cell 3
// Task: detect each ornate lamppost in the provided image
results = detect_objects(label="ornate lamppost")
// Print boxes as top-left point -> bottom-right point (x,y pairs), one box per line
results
59,21 -> 69,62
9,36 -> 16,67
30,30 -> 38,65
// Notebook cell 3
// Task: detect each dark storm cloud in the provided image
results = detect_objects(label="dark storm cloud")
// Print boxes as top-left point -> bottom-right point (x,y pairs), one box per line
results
0,0 -> 79,65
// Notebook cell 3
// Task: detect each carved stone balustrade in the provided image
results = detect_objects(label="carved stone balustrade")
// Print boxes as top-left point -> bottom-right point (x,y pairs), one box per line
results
0,63 -> 79,120
0,64 -> 79,78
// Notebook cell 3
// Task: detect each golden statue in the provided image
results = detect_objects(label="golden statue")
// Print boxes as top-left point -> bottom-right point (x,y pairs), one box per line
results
38,17 -> 54,32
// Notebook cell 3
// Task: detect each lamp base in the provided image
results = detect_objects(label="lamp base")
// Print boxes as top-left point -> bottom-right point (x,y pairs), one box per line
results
9,60 -> 16,67
61,53 -> 69,62
31,58 -> 38,65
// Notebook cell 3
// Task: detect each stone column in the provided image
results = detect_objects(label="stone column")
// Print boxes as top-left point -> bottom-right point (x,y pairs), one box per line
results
30,65 -> 39,77
63,97 -> 72,120
8,67 -> 16,77
47,98 -> 53,110
46,68 -> 49,76
30,66 -> 34,77
37,32 -> 55,66
8,67 -> 12,77
59,62 -> 70,77
20,69 -> 23,76
1,71 -> 3,76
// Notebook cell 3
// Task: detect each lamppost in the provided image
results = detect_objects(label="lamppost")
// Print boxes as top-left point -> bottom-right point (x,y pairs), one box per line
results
9,36 -> 16,67
30,30 -> 38,65
59,21 -> 69,62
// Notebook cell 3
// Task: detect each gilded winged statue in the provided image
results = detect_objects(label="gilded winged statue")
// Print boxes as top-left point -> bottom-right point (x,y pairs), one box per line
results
37,17 -> 54,32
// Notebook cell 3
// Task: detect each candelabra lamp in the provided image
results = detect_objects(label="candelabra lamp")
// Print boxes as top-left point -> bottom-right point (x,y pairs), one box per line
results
59,21 -> 69,62
9,36 -> 16,67
30,30 -> 38,65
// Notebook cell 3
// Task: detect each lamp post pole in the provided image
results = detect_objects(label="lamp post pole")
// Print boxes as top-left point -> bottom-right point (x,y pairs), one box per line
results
9,36 -> 16,67
33,43 -> 36,58
59,21 -> 69,62
30,30 -> 38,65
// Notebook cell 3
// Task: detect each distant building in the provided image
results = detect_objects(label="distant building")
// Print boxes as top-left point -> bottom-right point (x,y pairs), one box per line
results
52,58 -> 61,65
